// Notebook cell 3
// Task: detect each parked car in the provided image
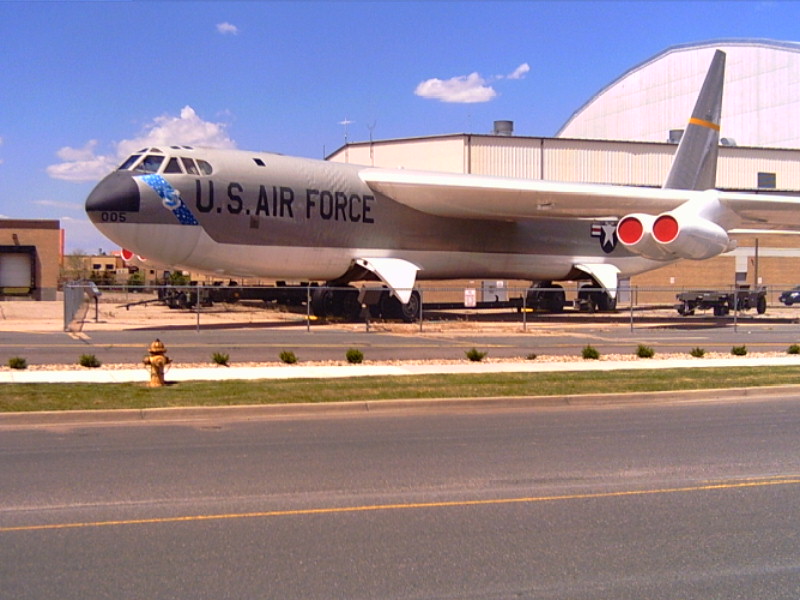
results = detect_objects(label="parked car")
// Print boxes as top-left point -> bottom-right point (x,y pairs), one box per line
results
779,286 -> 800,305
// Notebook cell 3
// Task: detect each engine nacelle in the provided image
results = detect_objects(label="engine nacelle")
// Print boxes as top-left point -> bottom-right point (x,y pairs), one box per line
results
651,213 -> 732,260
616,213 -> 674,260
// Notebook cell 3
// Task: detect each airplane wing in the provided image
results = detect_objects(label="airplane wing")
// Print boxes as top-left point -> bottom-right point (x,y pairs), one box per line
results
360,168 -> 689,220
360,168 -> 800,231
716,191 -> 800,230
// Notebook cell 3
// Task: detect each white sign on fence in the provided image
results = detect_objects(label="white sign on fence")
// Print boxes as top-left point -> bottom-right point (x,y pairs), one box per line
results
464,288 -> 477,308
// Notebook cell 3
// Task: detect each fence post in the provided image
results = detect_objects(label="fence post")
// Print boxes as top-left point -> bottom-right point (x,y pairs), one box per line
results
522,287 -> 527,332
196,282 -> 201,333
630,287 -> 634,332
419,288 -> 424,333
306,285 -> 311,332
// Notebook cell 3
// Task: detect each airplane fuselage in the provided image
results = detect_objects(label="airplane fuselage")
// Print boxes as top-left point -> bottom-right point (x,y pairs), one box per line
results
86,146 -> 660,284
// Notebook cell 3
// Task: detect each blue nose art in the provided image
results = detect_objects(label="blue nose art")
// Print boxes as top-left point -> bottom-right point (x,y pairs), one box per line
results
85,172 -> 140,215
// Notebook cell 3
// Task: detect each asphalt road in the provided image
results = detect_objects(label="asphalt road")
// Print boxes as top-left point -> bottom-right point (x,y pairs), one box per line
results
2,397 -> 800,599
7,315 -> 800,365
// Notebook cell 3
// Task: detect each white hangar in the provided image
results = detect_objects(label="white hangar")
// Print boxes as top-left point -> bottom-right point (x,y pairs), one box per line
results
559,39 -> 800,149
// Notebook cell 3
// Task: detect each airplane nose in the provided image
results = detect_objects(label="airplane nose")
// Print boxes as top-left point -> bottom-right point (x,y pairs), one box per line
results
85,171 -> 140,214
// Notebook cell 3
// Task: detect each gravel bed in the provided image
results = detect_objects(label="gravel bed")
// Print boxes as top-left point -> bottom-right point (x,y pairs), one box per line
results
1,352 -> 792,372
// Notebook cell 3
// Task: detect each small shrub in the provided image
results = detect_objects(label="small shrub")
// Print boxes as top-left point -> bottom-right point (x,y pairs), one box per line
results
279,350 -> 298,364
346,348 -> 364,364
635,344 -> 655,359
526,352 -> 538,360
465,348 -> 487,362
79,354 -> 101,368
212,352 -> 230,366
788,344 -> 800,355
581,345 -> 600,360
7,356 -> 27,370
690,347 -> 706,358
731,345 -> 748,356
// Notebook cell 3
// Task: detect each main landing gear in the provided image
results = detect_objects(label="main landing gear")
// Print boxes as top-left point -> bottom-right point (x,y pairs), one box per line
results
311,286 -> 421,322
577,284 -> 617,312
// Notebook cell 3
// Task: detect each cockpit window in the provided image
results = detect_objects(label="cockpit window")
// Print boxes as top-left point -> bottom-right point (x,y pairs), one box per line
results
181,157 -> 200,175
117,150 -> 211,176
137,155 -> 165,173
118,155 -> 142,171
197,160 -> 213,175
164,157 -> 183,174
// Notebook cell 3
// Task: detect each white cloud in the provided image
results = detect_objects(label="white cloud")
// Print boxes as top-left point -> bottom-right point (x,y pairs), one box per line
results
415,63 -> 529,104
216,22 -> 239,35
415,72 -> 497,104
506,63 -> 530,80
56,139 -> 99,162
47,106 -> 237,183
116,106 -> 236,157
46,144 -> 117,183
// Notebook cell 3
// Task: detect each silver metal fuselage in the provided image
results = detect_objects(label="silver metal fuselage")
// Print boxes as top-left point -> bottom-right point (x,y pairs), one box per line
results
85,147 -> 660,283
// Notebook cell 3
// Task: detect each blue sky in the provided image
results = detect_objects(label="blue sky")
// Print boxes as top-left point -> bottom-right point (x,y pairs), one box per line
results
1,0 -> 798,253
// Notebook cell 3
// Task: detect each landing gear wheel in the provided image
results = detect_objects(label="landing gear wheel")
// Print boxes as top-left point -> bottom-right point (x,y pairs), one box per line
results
757,295 -> 767,315
594,291 -> 616,312
578,284 -> 616,312
311,288 -> 335,318
379,290 -> 421,322
339,290 -> 362,321
544,285 -> 565,313
398,290 -> 421,323
311,287 -> 361,320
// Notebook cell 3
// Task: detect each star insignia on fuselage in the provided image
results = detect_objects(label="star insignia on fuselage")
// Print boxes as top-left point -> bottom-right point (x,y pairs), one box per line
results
591,222 -> 618,254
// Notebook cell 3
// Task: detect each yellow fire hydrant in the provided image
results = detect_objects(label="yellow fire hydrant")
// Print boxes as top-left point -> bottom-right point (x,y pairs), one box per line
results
143,338 -> 171,387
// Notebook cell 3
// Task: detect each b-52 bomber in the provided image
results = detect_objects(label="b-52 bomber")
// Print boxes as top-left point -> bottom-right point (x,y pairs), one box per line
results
86,50 -> 800,320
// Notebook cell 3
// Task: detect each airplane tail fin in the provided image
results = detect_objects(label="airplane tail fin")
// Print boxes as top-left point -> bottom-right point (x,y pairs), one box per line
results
663,49 -> 725,191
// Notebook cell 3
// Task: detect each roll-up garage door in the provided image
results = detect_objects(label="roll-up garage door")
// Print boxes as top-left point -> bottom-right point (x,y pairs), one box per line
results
0,251 -> 34,293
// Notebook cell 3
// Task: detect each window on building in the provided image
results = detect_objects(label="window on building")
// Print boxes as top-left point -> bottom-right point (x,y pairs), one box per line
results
758,172 -> 777,189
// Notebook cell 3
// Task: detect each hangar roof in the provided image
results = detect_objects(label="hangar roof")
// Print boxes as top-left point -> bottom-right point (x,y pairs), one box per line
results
557,39 -> 800,149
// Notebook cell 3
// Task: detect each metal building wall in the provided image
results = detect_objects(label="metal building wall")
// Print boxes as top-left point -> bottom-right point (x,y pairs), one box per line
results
467,136 -> 542,178
717,146 -> 800,189
329,136 -> 467,172
329,135 -> 800,191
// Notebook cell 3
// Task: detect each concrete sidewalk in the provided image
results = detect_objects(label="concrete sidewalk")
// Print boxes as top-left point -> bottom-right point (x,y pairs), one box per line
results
2,355 -> 799,384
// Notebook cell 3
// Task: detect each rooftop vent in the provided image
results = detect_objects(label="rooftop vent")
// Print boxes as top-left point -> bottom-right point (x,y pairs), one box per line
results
493,120 -> 514,136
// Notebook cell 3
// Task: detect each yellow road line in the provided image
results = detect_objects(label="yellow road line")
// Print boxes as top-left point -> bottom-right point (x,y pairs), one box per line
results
3,476 -> 798,534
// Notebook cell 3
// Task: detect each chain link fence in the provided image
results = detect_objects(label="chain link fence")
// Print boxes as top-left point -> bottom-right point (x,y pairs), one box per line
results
62,281 -> 800,333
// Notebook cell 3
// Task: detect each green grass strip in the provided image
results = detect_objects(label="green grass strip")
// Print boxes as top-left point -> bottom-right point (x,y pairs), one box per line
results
2,366 -> 800,412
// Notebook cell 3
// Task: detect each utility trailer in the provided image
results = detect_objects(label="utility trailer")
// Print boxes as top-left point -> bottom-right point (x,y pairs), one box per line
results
675,286 -> 767,316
